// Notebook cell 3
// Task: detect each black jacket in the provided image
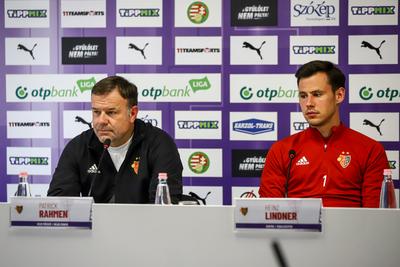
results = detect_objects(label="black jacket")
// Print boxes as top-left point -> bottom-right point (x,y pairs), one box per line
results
48,119 -> 183,203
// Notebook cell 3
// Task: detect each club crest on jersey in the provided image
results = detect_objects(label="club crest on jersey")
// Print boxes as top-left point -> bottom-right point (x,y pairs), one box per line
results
131,157 -> 140,175
337,152 -> 351,169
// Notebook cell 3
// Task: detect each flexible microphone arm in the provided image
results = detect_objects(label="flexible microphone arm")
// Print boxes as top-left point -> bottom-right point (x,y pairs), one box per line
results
88,138 -> 111,198
285,150 -> 296,198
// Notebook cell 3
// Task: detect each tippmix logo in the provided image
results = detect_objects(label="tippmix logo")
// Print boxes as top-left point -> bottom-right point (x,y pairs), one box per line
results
187,2 -> 209,24
348,0 -> 398,26
119,8 -> 160,17
188,151 -> 210,174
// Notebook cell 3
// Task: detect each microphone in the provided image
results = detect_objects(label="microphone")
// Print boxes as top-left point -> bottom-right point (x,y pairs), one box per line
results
285,149 -> 296,198
271,240 -> 289,267
88,138 -> 111,198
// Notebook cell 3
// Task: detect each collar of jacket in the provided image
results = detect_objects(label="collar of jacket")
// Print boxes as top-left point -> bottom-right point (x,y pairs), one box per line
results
87,119 -> 148,154
305,122 -> 346,142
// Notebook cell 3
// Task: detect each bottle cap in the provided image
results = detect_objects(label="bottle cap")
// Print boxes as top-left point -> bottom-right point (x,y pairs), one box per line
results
383,169 -> 392,176
19,171 -> 28,178
158,172 -> 168,179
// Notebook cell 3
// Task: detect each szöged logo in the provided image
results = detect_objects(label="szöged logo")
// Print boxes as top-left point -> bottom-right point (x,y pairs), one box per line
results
188,151 -> 210,174
187,2 -> 209,24
233,119 -> 274,135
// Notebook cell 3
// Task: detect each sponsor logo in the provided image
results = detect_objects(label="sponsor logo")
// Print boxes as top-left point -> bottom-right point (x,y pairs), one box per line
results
9,157 -> 48,166
139,114 -> 159,127
141,76 -> 211,100
14,77 -> 96,101
240,190 -> 258,198
232,149 -> 266,177
360,40 -> 386,59
17,43 -> 37,60
131,157 -> 140,175
240,86 -> 298,101
293,1 -> 336,19
8,121 -> 50,127
292,45 -> 335,54
351,6 -> 395,15
15,205 -> 23,214
388,160 -> 396,169
176,47 -> 220,53
62,10 -> 104,16
177,120 -> 218,129
359,86 -> 399,102
187,2 -> 209,24
337,152 -> 351,169
62,37 -> 106,65
363,119 -> 385,136
240,207 -> 248,215
293,122 -> 309,131
7,9 -> 47,18
231,0 -> 277,26
87,164 -> 98,174
296,156 -> 310,166
233,119 -> 274,135
75,116 -> 92,129
187,191 -> 211,205
128,42 -> 149,59
188,151 -> 210,174
119,8 -> 160,17
242,41 -> 265,59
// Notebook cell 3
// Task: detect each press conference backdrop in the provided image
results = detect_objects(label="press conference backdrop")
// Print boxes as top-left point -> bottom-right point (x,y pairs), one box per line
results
1,0 -> 399,204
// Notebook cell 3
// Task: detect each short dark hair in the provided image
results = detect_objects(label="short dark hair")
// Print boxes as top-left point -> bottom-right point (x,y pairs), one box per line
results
92,76 -> 138,107
295,60 -> 345,92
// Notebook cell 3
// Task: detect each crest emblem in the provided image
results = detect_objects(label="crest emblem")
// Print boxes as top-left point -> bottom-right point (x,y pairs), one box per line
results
240,207 -> 248,216
131,157 -> 140,175
15,205 -> 23,214
337,152 -> 351,169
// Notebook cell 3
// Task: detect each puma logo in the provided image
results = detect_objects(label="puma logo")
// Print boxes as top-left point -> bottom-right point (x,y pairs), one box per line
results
361,40 -> 386,59
188,191 -> 211,205
75,116 -> 92,129
242,41 -> 266,60
363,119 -> 385,136
17,43 -> 37,60
128,43 -> 149,59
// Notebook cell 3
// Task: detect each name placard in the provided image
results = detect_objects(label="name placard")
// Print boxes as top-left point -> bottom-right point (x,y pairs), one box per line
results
234,198 -> 322,232
10,197 -> 93,229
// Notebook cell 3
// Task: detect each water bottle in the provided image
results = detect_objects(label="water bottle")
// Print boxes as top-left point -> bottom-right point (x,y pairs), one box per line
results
155,173 -> 171,205
15,171 -> 31,197
379,169 -> 397,208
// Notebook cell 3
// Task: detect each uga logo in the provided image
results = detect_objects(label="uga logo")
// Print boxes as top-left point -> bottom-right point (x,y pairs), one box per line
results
240,207 -> 248,216
15,205 -> 23,214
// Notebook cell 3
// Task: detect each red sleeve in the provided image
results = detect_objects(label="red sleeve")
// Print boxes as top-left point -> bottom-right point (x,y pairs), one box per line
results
362,142 -> 389,208
259,143 -> 286,198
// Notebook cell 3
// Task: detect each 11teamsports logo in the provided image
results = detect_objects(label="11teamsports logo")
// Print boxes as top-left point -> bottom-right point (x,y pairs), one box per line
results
187,2 -> 209,24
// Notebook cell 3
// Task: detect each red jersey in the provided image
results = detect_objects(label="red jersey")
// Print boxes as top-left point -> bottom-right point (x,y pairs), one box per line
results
259,124 -> 388,207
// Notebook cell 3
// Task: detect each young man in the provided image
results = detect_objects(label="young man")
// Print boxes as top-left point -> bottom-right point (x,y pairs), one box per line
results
48,76 -> 183,203
259,60 -> 388,207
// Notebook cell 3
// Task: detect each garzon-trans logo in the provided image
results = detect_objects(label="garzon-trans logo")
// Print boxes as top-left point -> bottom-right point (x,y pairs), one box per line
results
233,119 -> 274,135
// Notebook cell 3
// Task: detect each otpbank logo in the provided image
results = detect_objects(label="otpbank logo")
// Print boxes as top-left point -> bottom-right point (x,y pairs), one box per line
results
349,74 -> 400,103
119,73 -> 221,102
6,74 -> 107,102
230,74 -> 298,103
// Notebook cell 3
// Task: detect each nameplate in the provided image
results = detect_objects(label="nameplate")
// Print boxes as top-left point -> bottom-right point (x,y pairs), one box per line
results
234,198 -> 322,232
10,197 -> 93,229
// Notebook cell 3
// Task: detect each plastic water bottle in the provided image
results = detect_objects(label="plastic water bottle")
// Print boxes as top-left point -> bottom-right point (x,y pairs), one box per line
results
379,169 -> 397,208
15,171 -> 31,197
155,173 -> 171,205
